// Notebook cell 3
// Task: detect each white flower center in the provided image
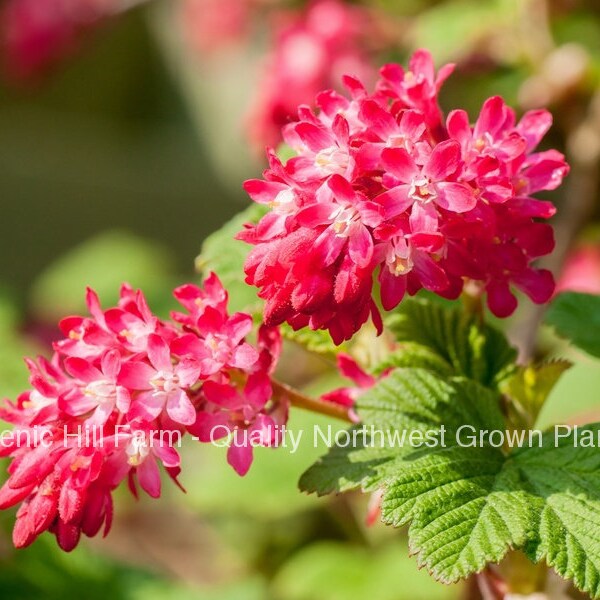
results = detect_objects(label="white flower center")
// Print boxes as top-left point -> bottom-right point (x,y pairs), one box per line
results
330,205 -> 359,237
315,146 -> 349,175
84,379 -> 116,405
126,434 -> 150,466
473,132 -> 494,152
23,390 -> 55,411
269,189 -> 296,213
150,371 -> 180,395
409,176 -> 437,203
386,240 -> 413,275
388,134 -> 409,150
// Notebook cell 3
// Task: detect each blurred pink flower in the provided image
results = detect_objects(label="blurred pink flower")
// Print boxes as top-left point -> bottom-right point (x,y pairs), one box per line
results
180,0 -> 273,55
247,0 -> 376,150
556,243 -> 600,296
1,0 -> 136,81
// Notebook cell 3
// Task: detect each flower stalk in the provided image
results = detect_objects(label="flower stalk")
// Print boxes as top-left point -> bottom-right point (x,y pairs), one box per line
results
271,379 -> 354,423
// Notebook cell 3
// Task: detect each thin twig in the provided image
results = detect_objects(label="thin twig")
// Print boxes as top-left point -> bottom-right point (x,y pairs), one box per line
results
271,379 -> 354,423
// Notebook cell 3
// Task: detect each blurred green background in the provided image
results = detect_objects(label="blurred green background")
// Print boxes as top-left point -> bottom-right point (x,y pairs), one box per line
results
0,1 -> 599,599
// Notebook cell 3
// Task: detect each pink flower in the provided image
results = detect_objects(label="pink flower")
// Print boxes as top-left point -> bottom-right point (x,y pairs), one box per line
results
556,243 -> 600,296
60,350 -> 130,427
119,334 -> 200,426
296,174 -> 383,268
0,274 -> 282,550
104,286 -> 164,354
1,0 -> 129,82
322,353 -> 375,409
376,49 -> 455,133
377,141 -> 476,224
56,288 -> 117,360
171,272 -> 229,328
189,373 -> 276,476
241,50 -> 568,335
111,426 -> 181,499
171,309 -> 258,377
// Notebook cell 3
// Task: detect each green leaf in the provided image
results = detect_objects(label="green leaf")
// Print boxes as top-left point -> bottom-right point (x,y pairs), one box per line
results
301,347 -> 600,594
373,342 -> 453,377
299,429 -> 398,497
500,359 -> 572,428
385,298 -> 516,387
381,446 -> 530,583
302,368 -> 526,583
300,369 -> 506,496
195,204 -> 267,314
513,425 -> 600,599
357,369 -> 505,435
545,292 -> 600,358
301,366 -> 600,593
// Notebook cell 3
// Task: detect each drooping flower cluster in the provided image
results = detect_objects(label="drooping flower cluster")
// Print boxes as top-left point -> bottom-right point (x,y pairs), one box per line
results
240,49 -> 569,343
247,0 -> 376,149
1,0 -> 135,81
0,274 -> 283,550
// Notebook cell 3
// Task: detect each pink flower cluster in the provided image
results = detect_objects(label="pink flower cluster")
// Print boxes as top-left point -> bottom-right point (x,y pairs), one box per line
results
1,0 -> 130,81
247,0 -> 375,150
0,274 -> 282,550
240,50 -> 569,344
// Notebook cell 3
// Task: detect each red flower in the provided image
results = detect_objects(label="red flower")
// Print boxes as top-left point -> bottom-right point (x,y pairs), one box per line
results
0,274 -> 282,550
241,50 -> 569,341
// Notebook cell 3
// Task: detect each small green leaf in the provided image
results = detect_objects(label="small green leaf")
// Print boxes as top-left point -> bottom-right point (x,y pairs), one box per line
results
545,292 -> 600,358
196,204 -> 267,314
501,359 -> 572,427
385,298 -> 516,387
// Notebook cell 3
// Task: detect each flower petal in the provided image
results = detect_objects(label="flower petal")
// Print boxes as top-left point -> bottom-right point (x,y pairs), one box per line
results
436,182 -> 476,213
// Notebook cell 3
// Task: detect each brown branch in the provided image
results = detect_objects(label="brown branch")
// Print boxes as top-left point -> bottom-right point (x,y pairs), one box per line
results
271,379 -> 354,423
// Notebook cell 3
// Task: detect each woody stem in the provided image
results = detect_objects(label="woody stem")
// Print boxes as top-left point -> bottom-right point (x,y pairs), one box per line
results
271,379 -> 354,423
